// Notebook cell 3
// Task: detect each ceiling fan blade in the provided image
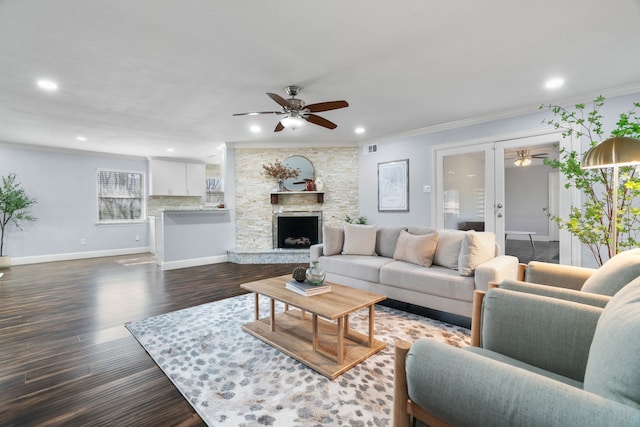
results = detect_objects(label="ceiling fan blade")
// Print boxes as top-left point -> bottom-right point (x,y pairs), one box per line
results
305,100 -> 349,113
532,153 -> 549,158
232,111 -> 283,116
274,121 -> 285,132
305,114 -> 337,129
267,93 -> 291,108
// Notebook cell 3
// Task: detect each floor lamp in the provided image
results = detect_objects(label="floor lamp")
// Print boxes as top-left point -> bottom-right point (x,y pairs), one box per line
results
581,136 -> 640,255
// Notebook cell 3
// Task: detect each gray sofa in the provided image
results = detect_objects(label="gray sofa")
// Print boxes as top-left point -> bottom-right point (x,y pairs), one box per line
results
310,224 -> 519,318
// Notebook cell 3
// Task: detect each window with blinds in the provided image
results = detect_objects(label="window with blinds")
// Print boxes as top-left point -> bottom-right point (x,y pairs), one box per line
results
97,170 -> 144,222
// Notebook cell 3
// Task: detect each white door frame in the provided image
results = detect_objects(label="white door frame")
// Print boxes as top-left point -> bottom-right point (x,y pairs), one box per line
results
431,128 -> 581,265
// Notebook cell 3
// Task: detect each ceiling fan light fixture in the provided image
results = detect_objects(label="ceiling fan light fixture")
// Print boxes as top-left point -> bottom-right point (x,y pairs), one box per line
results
514,149 -> 533,166
281,115 -> 305,130
514,157 -> 532,167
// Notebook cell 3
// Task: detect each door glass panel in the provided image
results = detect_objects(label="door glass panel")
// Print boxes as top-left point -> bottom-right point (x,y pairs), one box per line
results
442,152 -> 485,230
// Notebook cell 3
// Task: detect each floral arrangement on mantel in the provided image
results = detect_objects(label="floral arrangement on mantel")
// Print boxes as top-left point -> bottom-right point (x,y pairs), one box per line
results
262,160 -> 300,181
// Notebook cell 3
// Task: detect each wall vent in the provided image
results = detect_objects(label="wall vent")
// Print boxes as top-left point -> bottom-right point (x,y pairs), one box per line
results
364,144 -> 378,155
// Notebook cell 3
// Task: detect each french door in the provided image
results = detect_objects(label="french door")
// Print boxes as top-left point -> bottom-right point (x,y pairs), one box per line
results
435,142 -> 503,248
433,132 -> 576,263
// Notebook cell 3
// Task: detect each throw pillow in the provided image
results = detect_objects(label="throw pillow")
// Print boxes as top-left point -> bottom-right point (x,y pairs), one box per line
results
376,226 -> 407,258
581,248 -> 640,296
458,231 -> 496,276
342,224 -> 378,256
583,276 -> 640,408
322,225 -> 344,256
393,230 -> 438,267
433,229 -> 466,270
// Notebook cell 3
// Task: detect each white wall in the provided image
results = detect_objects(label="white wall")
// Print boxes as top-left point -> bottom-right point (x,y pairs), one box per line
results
505,165 -> 553,237
359,109 -> 556,227
0,142 -> 150,263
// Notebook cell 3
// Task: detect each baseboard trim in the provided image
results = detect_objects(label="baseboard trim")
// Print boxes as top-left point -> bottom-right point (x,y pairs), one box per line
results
159,254 -> 228,270
11,247 -> 153,266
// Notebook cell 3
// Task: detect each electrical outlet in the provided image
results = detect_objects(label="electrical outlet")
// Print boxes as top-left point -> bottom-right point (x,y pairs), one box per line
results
80,238 -> 86,246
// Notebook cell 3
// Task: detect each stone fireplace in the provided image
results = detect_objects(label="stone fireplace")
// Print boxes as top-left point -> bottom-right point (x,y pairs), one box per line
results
273,211 -> 322,249
228,146 -> 359,263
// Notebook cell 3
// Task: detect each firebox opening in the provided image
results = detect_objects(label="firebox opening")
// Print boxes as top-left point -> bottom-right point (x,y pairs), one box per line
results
274,213 -> 321,249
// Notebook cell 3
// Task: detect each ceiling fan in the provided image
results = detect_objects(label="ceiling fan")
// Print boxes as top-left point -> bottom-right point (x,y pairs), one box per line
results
510,149 -> 549,167
233,86 -> 349,132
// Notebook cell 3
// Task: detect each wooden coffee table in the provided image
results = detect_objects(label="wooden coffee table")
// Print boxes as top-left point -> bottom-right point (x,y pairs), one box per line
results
240,275 -> 387,379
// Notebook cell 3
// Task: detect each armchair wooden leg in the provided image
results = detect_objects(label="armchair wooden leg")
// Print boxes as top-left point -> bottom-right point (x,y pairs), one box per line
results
471,290 -> 486,347
393,340 -> 412,427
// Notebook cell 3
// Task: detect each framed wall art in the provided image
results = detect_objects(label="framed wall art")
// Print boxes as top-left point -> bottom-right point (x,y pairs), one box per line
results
378,159 -> 409,212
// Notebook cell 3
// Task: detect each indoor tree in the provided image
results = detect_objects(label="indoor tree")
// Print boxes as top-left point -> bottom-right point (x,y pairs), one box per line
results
0,173 -> 37,258
541,96 -> 640,265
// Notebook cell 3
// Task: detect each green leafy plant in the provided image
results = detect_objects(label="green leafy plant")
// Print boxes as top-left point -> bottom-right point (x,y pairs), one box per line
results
344,214 -> 368,225
540,96 -> 640,265
0,173 -> 37,257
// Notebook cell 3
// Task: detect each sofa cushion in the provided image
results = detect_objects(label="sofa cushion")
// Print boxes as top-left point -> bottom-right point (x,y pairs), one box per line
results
458,231 -> 496,276
380,261 -> 475,302
433,229 -> 466,270
584,276 -> 640,408
407,226 -> 437,235
393,230 -> 438,267
319,254 -> 393,283
322,225 -> 344,256
375,226 -> 407,258
581,248 -> 640,296
342,224 -> 378,256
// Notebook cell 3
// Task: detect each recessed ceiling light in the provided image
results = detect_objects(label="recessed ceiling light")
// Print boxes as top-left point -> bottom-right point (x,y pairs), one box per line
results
250,125 -> 261,133
545,77 -> 565,90
355,127 -> 366,134
166,148 -> 175,152
37,79 -> 59,91
76,136 -> 87,141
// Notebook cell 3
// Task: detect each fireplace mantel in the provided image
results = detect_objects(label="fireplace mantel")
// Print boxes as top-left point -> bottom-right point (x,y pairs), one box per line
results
270,191 -> 324,204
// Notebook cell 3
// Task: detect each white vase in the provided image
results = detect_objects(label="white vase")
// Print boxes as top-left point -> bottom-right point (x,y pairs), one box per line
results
314,177 -> 324,192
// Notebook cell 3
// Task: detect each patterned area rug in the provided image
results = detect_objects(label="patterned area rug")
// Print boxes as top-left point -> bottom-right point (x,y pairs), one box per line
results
125,293 -> 470,427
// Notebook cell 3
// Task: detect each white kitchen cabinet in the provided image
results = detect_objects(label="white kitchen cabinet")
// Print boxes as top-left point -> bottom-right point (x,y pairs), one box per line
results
150,159 -> 205,196
186,162 -> 205,197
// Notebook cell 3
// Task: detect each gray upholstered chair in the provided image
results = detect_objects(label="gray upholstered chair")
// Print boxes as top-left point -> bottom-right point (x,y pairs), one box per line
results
393,277 -> 640,427
495,248 -> 640,308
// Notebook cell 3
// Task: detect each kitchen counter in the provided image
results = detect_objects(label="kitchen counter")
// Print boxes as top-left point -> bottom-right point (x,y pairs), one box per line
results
154,209 -> 235,270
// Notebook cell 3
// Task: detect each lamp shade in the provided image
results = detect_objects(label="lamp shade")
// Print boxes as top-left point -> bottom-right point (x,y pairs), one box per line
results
581,136 -> 640,169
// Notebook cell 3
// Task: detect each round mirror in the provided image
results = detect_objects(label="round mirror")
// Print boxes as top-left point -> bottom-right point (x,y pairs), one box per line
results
282,155 -> 315,191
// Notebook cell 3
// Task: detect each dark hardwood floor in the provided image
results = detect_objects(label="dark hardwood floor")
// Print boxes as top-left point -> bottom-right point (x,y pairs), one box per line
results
0,254 -> 299,426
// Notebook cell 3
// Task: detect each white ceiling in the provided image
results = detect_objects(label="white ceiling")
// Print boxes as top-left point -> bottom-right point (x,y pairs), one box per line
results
1,0 -> 640,164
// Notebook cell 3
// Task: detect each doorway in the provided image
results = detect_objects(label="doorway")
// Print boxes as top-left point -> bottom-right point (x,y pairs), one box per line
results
432,131 -> 574,264
502,142 -> 559,263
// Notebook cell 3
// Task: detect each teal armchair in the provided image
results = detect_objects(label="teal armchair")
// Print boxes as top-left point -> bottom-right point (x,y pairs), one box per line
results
496,248 -> 640,308
393,277 -> 640,427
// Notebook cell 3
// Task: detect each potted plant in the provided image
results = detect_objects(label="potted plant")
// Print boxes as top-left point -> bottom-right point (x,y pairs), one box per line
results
541,96 -> 640,265
0,173 -> 37,268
